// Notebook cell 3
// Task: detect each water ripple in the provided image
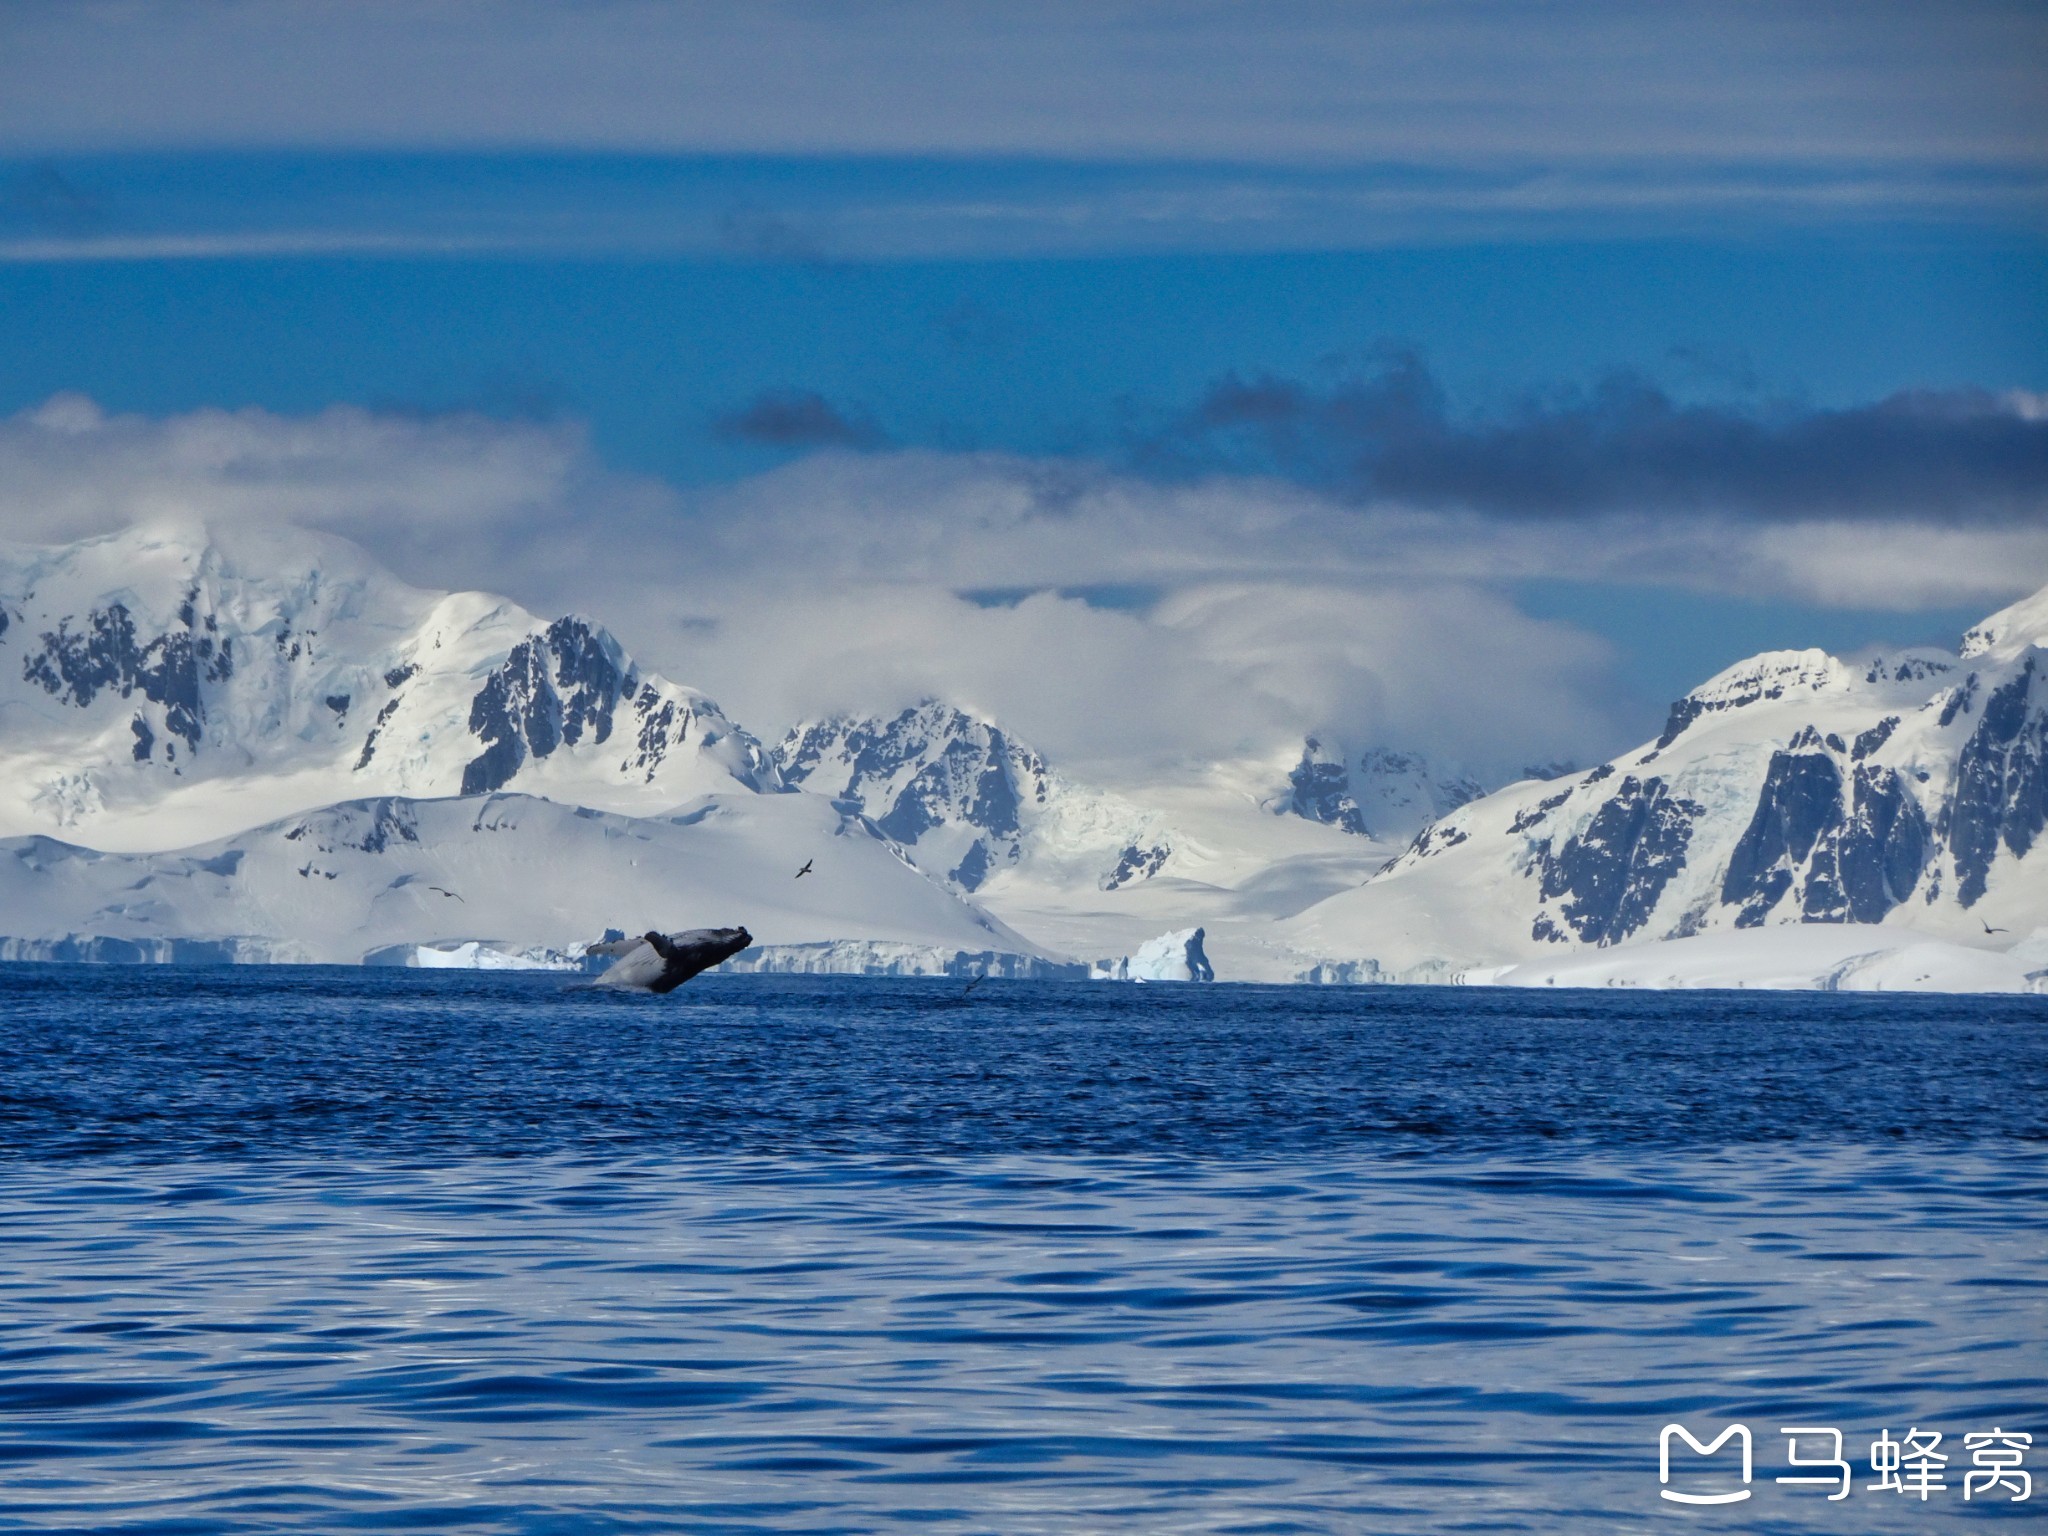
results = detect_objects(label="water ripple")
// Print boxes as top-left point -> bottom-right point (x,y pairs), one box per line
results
0,1149 -> 2041,1532
0,970 -> 2042,1531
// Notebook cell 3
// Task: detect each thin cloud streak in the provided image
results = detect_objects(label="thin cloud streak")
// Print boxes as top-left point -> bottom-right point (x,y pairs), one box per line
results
0,230 -> 505,262
6,1 -> 2043,167
5,154 -> 2039,268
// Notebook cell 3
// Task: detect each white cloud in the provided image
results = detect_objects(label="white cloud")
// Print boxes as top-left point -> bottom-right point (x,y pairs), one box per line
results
0,393 -> 672,591
678,449 -> 2048,615
644,578 -> 1621,784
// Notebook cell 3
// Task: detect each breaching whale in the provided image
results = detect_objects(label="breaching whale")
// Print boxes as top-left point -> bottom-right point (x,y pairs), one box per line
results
587,927 -> 752,992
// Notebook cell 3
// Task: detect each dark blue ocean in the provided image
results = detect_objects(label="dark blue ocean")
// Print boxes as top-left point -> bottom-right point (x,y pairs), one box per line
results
1,968 -> 2043,1534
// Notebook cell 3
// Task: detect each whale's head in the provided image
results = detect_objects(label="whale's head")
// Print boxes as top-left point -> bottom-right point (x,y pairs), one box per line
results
642,926 -> 755,992
702,926 -> 752,964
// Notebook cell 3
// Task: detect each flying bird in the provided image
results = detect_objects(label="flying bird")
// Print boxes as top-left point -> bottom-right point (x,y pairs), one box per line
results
1981,918 -> 2009,935
428,886 -> 464,902
795,859 -> 813,879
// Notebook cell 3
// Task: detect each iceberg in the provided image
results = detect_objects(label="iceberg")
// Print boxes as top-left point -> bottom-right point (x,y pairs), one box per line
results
1095,927 -> 1215,982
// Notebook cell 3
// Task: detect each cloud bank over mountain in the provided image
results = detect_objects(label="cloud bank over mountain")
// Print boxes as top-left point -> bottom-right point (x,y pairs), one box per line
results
3,387 -> 2042,781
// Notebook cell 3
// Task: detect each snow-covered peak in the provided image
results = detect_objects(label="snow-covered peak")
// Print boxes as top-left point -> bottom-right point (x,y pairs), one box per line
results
1651,648 -> 1857,751
0,523 -> 776,848
1961,582 -> 2048,662
1274,737 -> 1484,840
774,699 -> 1171,893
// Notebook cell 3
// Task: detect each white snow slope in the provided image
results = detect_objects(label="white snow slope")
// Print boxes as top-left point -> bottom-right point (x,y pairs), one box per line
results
1476,925 -> 2045,994
0,791 -> 1044,966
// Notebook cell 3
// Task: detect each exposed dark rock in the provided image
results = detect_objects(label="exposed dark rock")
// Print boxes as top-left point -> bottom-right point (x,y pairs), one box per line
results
129,716 -> 154,762
1102,843 -> 1171,891
282,799 -> 420,855
1535,776 -> 1704,945
462,619 -> 643,796
1852,716 -> 1899,761
1723,749 -> 1844,924
355,694 -> 405,771
461,639 -> 562,796
629,688 -> 687,781
1284,739 -> 1369,835
968,732 -> 1023,837
1508,789 -> 1572,836
1946,656 -> 2046,907
1655,697 -> 1707,750
779,703 -> 1047,863
875,776 -> 945,844
1827,765 -> 1931,922
1407,821 -> 1470,859
22,601 -> 220,749
1892,657 -> 1951,683
1717,734 -> 1935,926
1657,679 -> 1789,749
950,840 -> 994,891
545,616 -> 630,747
1938,674 -> 1979,727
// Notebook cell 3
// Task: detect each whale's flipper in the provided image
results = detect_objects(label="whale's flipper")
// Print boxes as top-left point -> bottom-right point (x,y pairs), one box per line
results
590,927 -> 752,993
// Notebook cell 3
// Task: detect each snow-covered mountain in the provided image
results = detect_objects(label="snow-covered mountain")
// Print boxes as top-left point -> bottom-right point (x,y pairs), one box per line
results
4,521 -> 2041,991
1282,582 -> 2048,983
0,523 -> 778,850
1274,738 -> 1489,840
773,700 -> 1174,894
0,525 -> 1394,976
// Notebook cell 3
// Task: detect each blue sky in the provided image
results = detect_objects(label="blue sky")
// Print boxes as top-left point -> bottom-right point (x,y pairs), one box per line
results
0,2 -> 2043,774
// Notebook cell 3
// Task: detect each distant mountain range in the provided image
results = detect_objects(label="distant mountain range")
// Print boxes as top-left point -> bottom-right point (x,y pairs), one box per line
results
1,522 -> 2042,990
